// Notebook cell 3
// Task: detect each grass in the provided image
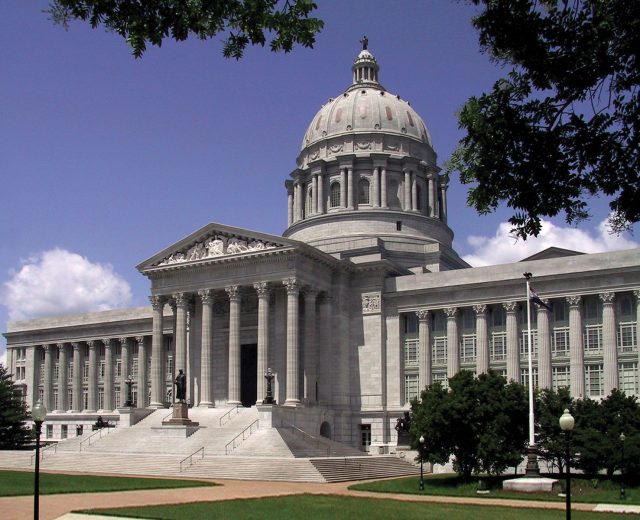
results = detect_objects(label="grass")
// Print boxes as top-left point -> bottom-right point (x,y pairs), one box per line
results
82,494 -> 631,519
349,473 -> 639,504
0,470 -> 215,497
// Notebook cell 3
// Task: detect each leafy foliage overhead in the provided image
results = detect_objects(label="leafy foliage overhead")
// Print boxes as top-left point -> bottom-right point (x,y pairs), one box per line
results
447,0 -> 640,239
47,0 -> 324,59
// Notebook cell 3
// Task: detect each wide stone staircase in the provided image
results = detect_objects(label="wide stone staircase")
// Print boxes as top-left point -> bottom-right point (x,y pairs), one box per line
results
0,406 -> 420,482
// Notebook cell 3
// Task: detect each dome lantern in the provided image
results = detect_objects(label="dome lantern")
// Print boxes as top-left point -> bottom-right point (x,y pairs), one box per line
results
352,36 -> 380,87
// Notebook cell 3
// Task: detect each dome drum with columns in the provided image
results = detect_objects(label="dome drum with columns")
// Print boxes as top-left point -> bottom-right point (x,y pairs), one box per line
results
3,42 -> 639,471
284,45 -> 464,272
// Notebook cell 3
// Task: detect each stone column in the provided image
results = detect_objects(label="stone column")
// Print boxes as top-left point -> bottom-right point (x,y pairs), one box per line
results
340,168 -> 347,209
440,177 -> 448,223
226,285 -> 241,405
372,168 -> 380,207
504,301 -> 520,382
136,336 -> 147,407
428,173 -> 438,217
601,291 -> 618,394
347,167 -> 354,209
537,301 -> 552,389
416,310 -> 431,390
317,173 -> 324,214
56,343 -> 67,412
198,289 -> 214,407
149,295 -> 165,408
567,296 -> 585,398
87,340 -> 98,412
311,174 -> 318,215
103,338 -> 114,411
283,277 -> 301,406
297,183 -> 304,221
43,344 -> 54,411
411,172 -> 418,211
403,169 -> 411,211
119,337 -> 130,407
173,293 -> 189,376
445,307 -> 459,378
71,342 -> 82,412
287,185 -> 294,226
303,288 -> 318,403
380,167 -> 388,208
254,282 -> 271,404
474,305 -> 489,374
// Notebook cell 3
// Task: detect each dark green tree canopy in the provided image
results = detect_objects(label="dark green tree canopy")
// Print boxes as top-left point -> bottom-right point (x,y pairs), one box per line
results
47,0 -> 324,59
447,0 -> 640,239
0,363 -> 33,449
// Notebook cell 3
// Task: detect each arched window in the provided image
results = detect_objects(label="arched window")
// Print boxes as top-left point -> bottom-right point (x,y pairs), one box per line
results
306,186 -> 313,217
320,421 -> 332,439
388,180 -> 401,208
358,178 -> 370,204
330,182 -> 341,208
416,184 -> 422,212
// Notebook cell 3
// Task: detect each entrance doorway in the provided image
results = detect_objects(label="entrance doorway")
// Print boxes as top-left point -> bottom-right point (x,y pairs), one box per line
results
240,344 -> 257,407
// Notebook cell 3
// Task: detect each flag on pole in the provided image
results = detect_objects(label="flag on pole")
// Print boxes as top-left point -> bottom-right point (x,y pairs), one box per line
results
529,287 -> 552,312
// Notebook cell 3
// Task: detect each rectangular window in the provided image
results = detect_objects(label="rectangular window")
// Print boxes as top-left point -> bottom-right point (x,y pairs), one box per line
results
460,334 -> 477,362
166,355 -> 174,380
38,388 -> 44,402
46,424 -> 53,439
552,366 -> 570,391
520,330 -> 538,359
67,389 -> 73,410
585,364 -> 604,398
432,371 -> 448,389
584,325 -> 603,354
54,363 -> 59,380
116,360 -> 122,378
115,387 -> 121,407
520,368 -> 538,389
619,362 -> 638,396
132,358 -> 139,378
61,425 -> 68,439
53,391 -> 59,411
68,362 -> 74,383
490,331 -> 506,361
83,361 -> 89,382
404,374 -> 419,404
83,390 -> 88,410
552,327 -> 570,357
404,339 -> 419,367
39,366 -> 45,384
98,388 -> 105,410
99,361 -> 105,380
617,322 -> 637,353
432,337 -> 447,365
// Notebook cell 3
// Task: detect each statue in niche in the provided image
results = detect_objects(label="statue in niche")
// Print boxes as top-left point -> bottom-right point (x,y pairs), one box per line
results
175,369 -> 187,402
227,238 -> 248,254
205,237 -> 224,257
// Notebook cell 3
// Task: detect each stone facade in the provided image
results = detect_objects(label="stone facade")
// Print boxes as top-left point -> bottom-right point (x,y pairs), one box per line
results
4,46 -> 640,451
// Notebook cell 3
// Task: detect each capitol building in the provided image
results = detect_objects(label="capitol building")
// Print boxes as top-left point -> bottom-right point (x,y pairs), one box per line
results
4,45 -> 640,453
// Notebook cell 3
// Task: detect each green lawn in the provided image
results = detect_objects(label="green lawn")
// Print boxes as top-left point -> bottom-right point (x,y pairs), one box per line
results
0,470 -> 215,496
82,494 -> 631,519
350,474 -> 638,504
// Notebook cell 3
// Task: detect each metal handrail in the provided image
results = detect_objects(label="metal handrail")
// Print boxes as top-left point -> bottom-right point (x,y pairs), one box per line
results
179,446 -> 204,472
79,426 -> 113,451
30,442 -> 57,465
281,422 -> 333,456
219,405 -> 241,426
224,419 -> 259,455
162,410 -> 174,422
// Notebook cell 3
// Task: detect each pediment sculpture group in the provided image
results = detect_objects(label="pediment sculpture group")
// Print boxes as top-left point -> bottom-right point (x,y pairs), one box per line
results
156,235 -> 277,266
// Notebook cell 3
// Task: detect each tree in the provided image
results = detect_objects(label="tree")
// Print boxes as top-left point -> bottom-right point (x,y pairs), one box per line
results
0,364 -> 33,449
446,0 -> 640,239
535,386 -> 574,473
47,0 -> 324,59
410,370 -> 528,480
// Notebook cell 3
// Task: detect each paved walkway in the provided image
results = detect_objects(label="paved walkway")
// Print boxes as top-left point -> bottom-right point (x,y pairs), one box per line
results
2,475 -> 639,520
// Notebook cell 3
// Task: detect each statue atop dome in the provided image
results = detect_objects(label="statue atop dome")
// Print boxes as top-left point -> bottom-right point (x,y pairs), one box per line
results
360,35 -> 368,51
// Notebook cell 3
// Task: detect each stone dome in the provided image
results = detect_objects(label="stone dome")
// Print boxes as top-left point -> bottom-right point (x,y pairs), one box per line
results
300,50 -> 433,153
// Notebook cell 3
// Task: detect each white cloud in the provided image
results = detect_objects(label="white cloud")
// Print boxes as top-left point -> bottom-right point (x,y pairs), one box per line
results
2,249 -> 132,321
0,348 -> 6,368
463,218 -> 639,267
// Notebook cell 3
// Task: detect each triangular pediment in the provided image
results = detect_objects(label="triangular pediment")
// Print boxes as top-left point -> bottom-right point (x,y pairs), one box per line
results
520,246 -> 585,262
137,223 -> 299,272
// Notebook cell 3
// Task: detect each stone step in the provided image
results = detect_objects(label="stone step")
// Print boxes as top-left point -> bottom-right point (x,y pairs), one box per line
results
310,456 -> 420,483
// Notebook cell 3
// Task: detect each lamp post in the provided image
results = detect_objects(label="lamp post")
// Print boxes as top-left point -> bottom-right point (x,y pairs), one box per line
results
124,375 -> 134,407
419,435 -> 425,491
559,409 -> 574,520
32,401 -> 47,520
620,432 -> 626,500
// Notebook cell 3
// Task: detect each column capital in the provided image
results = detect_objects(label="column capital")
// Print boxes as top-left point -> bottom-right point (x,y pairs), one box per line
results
118,337 -> 129,345
56,342 -> 65,351
444,307 -> 458,318
537,298 -> 551,313
198,288 -> 215,305
633,288 -> 640,299
503,301 -> 518,313
135,336 -> 145,345
102,338 -> 113,349
172,292 -> 190,308
566,295 -> 582,307
253,281 -> 271,298
415,309 -> 430,321
303,286 -> 318,299
71,342 -> 81,351
283,277 -> 299,294
88,339 -> 99,350
599,291 -> 615,305
225,285 -> 240,301
473,304 -> 488,315
149,295 -> 166,310
43,343 -> 54,352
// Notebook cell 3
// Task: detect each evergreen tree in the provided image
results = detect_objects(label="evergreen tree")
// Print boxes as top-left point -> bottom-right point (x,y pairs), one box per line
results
535,386 -> 574,474
0,363 -> 33,449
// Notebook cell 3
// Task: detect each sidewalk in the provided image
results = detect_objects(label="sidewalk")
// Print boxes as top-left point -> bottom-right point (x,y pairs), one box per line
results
1,478 -> 639,520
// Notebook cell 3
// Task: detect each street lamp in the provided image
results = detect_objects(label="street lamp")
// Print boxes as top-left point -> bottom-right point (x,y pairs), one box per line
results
124,375 -> 134,407
419,435 -> 425,491
620,432 -> 626,500
559,409 -> 575,520
32,401 -> 47,520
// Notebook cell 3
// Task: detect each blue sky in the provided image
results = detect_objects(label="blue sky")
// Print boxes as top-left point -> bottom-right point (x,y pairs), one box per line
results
1,0 -> 637,363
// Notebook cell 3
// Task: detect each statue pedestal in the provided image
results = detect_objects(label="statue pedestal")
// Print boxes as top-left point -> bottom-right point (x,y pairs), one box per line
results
162,402 -> 199,427
257,404 -> 275,429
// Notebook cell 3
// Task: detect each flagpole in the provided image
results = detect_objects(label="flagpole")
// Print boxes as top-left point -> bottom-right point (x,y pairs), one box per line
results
523,272 -> 540,477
